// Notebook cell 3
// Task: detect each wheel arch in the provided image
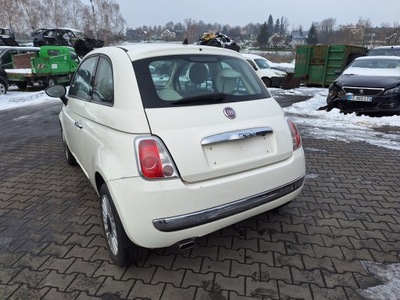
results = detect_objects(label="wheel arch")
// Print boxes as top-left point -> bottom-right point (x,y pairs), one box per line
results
261,77 -> 272,87
95,172 -> 106,195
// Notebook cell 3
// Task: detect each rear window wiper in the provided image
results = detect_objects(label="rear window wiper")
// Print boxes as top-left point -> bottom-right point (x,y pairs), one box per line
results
171,93 -> 227,106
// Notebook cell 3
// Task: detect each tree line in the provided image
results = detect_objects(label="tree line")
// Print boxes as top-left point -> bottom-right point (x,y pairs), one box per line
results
0,0 -> 125,44
127,16 -> 400,48
1,1 -> 399,48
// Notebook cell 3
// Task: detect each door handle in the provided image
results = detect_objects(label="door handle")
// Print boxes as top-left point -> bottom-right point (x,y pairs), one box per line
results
74,121 -> 83,129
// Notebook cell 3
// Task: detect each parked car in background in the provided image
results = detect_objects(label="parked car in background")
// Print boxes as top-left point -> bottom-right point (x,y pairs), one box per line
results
31,28 -> 104,57
0,27 -> 19,46
0,46 -> 40,69
325,55 -> 400,115
243,53 -> 287,87
367,45 -> 400,56
46,43 -> 306,267
0,65 -> 9,94
0,28 -> 15,39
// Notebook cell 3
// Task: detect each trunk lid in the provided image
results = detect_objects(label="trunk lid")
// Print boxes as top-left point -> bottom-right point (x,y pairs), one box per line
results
145,99 -> 294,183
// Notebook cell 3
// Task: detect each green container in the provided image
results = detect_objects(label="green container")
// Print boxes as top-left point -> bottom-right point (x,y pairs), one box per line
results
294,44 -> 368,87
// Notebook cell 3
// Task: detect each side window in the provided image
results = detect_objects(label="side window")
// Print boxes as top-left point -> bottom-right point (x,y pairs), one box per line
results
2,50 -> 15,68
68,56 -> 98,100
47,50 -> 60,56
92,57 -> 114,104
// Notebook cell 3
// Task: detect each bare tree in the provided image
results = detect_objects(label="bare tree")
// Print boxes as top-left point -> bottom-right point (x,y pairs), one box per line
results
64,0 -> 86,30
95,0 -> 126,43
185,18 -> 198,43
0,0 -> 19,28
15,0 -> 44,34
43,0 -> 64,28
319,18 -> 337,33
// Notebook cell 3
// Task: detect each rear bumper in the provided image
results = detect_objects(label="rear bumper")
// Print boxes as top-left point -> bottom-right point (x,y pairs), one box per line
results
153,175 -> 304,232
106,148 -> 305,248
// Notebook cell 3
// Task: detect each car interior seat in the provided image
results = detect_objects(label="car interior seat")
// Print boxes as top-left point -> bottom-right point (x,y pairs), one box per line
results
188,63 -> 208,87
215,68 -> 241,94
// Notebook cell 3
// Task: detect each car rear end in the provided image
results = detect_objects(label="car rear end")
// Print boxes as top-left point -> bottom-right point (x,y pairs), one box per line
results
104,44 -> 306,248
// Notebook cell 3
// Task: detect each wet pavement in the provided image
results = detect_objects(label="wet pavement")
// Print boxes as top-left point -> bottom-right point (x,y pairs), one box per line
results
0,98 -> 399,300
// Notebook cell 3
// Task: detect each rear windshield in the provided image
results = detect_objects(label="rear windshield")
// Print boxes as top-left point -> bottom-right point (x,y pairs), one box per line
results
133,54 -> 270,108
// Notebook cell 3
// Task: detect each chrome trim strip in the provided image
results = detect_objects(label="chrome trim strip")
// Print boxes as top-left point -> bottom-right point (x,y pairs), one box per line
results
153,176 -> 305,232
201,127 -> 273,146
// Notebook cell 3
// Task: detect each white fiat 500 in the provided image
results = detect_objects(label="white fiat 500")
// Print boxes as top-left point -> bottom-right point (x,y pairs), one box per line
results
46,44 -> 306,266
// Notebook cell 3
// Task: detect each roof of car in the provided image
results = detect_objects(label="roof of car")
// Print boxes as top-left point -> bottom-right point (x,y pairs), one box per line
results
242,53 -> 265,60
370,45 -> 400,49
355,55 -> 400,61
0,46 -> 40,51
93,43 -> 244,61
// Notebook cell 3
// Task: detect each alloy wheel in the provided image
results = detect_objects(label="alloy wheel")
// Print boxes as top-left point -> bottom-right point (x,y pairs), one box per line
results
101,194 -> 119,256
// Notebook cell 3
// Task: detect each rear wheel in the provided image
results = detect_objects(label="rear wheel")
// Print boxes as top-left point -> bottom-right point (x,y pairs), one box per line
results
100,184 -> 138,267
0,79 -> 7,94
16,82 -> 28,90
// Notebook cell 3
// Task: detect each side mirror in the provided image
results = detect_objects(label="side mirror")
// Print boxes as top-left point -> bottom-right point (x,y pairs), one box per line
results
45,84 -> 68,105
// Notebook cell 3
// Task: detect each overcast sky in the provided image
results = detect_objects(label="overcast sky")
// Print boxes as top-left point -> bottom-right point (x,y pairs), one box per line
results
113,0 -> 399,30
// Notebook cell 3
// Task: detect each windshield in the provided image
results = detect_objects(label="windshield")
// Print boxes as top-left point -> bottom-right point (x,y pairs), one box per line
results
134,54 -> 270,108
254,58 -> 272,69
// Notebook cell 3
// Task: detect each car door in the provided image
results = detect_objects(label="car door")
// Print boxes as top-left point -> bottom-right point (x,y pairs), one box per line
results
64,55 -> 115,181
63,55 -> 98,177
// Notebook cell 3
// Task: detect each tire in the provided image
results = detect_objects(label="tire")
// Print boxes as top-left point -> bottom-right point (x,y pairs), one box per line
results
47,77 -> 56,87
262,77 -> 272,87
100,184 -> 137,267
61,129 -> 77,166
16,82 -> 28,90
0,79 -> 7,94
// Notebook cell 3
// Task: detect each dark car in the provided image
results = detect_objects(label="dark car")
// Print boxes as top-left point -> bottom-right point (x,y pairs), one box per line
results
31,28 -> 104,57
325,55 -> 400,115
0,65 -> 9,94
367,45 -> 400,56
0,27 -> 19,46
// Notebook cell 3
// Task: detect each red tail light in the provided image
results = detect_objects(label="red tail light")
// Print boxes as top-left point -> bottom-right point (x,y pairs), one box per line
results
136,137 -> 178,179
287,119 -> 302,150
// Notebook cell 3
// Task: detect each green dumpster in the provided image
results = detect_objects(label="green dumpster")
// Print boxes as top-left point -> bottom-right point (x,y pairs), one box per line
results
294,44 -> 368,87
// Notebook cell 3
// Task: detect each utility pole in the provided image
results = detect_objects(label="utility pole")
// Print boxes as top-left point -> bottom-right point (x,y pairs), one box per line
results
89,0 -> 98,38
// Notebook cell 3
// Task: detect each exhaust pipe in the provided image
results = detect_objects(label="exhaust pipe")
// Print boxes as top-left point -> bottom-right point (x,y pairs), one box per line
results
178,239 -> 196,251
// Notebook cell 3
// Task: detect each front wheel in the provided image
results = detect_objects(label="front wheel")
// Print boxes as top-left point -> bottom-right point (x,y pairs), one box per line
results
47,77 -> 56,87
100,184 -> 138,267
0,79 -> 7,94
262,77 -> 272,87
